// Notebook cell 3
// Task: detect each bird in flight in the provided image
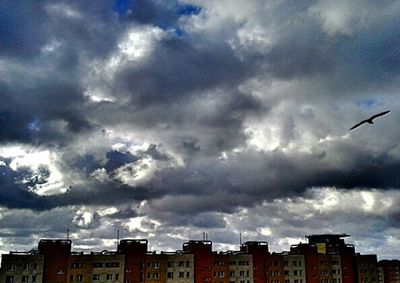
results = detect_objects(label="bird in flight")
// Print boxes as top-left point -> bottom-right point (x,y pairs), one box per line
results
349,110 -> 390,131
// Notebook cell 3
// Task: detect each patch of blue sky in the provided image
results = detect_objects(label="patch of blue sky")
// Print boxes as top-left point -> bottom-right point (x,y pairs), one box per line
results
356,98 -> 382,109
113,0 -> 134,15
176,4 -> 201,16
27,117 -> 40,132
155,20 -> 186,36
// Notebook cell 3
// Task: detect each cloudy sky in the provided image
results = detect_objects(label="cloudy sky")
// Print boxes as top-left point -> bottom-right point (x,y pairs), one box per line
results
1,0 -> 400,260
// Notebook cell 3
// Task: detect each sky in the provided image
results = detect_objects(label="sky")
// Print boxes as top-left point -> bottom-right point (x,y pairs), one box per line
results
1,0 -> 400,260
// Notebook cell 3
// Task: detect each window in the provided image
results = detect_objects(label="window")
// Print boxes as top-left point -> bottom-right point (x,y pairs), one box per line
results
230,261 -> 237,266
32,263 -> 38,270
284,261 -> 288,267
71,262 -> 83,269
294,280 -> 298,283
179,261 -> 185,267
6,276 -> 14,283
32,276 -> 37,283
219,272 -> 224,278
22,276 -> 29,283
107,274 -> 114,281
93,262 -> 103,268
115,274 -> 120,281
230,271 -> 235,277
23,263 -> 30,270
70,275 -> 74,282
240,271 -> 245,277
186,261 -> 190,268
76,275 -> 83,282
294,270 -> 298,276
293,261 -> 297,267
246,271 -> 249,277
7,264 -> 15,271
93,274 -> 100,281
187,272 -> 190,278
167,272 -> 174,279
284,271 -> 289,276
179,272 -> 185,278
168,261 -> 174,268
105,262 -> 120,268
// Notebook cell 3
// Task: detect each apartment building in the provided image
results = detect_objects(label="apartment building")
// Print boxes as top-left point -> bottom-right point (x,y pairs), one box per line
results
0,252 -> 44,283
330,255 -> 342,283
227,252 -> 253,283
378,260 -> 400,283
267,253 -> 284,283
283,254 -> 305,283
89,252 -> 125,283
0,234 -> 397,283
165,252 -> 194,283
212,252 -> 229,283
117,239 -> 147,283
356,254 -> 378,283
183,241 -> 213,283
240,242 -> 268,283
38,239 -> 72,283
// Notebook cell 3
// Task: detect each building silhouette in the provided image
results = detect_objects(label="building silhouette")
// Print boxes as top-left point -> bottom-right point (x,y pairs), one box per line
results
0,234 -> 395,283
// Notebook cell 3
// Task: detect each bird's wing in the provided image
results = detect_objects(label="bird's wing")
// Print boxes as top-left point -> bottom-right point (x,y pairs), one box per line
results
370,110 -> 390,120
349,120 -> 367,130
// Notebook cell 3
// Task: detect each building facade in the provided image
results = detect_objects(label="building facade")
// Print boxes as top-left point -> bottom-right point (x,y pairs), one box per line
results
0,234 -> 396,283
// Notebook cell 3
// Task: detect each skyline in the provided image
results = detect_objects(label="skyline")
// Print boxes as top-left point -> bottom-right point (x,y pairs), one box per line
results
0,233 -> 393,259
1,0 -> 400,259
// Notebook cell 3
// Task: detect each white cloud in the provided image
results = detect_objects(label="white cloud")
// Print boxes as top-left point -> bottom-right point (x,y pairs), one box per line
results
0,145 -> 66,196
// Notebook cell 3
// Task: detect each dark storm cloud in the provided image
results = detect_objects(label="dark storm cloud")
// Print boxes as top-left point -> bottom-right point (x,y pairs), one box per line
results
333,15 -> 400,90
254,0 -> 400,91
0,1 -> 48,58
116,38 -> 255,107
0,164 -> 53,210
265,21 -> 335,79
0,75 -> 91,144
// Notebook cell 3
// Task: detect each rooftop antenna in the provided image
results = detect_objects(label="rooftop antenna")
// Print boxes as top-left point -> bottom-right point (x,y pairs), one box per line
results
66,228 -> 70,240
116,229 -> 120,249
205,216 -> 208,241
240,232 -> 242,247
